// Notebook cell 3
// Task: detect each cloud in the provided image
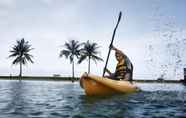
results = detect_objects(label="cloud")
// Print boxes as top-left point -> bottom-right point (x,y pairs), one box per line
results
40,0 -> 54,5
0,0 -> 186,79
0,0 -> 15,8
0,0 -> 15,18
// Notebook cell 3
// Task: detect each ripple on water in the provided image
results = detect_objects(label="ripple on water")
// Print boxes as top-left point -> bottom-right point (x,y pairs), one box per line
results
30,111 -> 43,115
0,80 -> 185,118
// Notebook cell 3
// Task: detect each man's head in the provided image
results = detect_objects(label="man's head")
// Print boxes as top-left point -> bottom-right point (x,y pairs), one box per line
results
115,52 -> 124,62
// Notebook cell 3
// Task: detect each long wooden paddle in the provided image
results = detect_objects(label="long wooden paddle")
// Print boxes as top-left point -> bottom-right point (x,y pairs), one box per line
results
102,11 -> 122,77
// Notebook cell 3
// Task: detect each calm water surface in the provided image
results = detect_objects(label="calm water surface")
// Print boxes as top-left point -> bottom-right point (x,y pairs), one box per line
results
0,80 -> 186,118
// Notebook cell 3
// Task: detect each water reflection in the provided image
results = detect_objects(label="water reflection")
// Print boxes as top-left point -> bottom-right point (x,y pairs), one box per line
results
136,82 -> 186,91
0,80 -> 185,118
2,81 -> 29,117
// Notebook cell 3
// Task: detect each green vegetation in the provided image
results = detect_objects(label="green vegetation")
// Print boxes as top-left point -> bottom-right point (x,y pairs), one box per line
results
8,38 -> 34,78
59,40 -> 103,81
5,38 -> 104,81
59,40 -> 82,82
0,76 -> 79,81
0,76 -> 182,83
133,79 -> 181,83
4,38 -> 182,83
78,40 -> 103,74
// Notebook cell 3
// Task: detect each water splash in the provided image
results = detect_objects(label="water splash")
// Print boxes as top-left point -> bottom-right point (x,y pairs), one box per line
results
145,4 -> 186,80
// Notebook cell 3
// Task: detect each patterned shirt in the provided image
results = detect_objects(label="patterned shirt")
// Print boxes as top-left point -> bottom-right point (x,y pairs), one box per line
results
115,60 -> 127,80
115,54 -> 133,80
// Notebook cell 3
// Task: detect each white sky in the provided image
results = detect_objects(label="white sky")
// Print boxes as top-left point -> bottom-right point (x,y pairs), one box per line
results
0,0 -> 186,79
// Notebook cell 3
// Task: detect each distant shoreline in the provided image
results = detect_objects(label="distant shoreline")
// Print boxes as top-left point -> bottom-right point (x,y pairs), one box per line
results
0,76 -> 79,81
0,76 -> 184,83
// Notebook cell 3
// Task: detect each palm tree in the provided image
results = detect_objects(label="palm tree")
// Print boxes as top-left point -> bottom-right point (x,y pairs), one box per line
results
59,40 -> 81,82
9,38 -> 34,78
78,40 -> 103,74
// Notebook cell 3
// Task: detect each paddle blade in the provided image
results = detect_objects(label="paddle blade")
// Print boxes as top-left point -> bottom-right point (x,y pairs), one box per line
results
118,11 -> 122,23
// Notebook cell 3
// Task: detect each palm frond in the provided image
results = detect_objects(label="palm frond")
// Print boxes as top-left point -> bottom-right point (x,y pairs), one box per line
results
64,42 -> 72,51
25,53 -> 34,63
78,40 -> 103,72
9,38 -> 34,65
22,57 -> 27,65
91,55 -> 103,64
69,55 -> 74,63
78,55 -> 87,64
59,39 -> 81,60
12,57 -> 22,65
59,50 -> 70,58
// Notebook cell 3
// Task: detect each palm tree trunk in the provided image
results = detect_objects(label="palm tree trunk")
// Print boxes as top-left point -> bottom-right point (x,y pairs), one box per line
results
88,56 -> 90,74
72,60 -> 74,82
19,62 -> 22,79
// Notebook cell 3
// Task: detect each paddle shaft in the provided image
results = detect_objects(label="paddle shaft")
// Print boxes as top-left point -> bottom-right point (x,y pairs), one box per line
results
102,12 -> 122,77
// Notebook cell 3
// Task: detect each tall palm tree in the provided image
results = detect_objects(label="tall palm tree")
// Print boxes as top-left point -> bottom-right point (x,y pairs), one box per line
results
59,40 -> 81,82
78,40 -> 103,74
9,38 -> 34,78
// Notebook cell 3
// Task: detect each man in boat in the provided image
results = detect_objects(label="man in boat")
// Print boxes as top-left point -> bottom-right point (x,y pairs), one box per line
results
105,45 -> 133,81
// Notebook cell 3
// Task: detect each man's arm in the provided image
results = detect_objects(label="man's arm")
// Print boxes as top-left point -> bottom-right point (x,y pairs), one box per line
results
105,68 -> 112,76
111,45 -> 124,56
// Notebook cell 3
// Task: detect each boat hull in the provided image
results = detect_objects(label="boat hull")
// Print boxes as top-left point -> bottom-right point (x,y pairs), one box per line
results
80,74 -> 138,96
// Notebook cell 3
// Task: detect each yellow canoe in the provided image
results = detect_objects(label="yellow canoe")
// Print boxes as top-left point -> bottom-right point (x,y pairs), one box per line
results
80,73 -> 139,96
